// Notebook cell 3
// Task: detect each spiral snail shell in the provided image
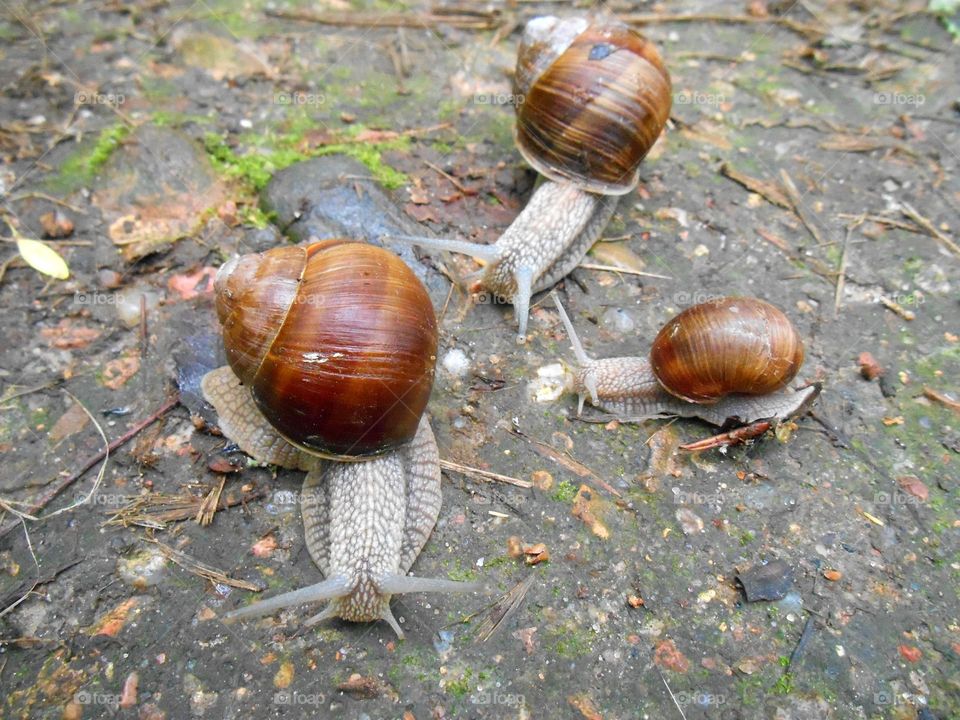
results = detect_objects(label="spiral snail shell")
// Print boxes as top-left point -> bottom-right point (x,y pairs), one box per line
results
214,239 -> 438,458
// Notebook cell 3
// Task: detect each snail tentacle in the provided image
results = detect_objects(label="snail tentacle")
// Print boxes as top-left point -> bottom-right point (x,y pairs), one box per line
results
223,576 -> 354,622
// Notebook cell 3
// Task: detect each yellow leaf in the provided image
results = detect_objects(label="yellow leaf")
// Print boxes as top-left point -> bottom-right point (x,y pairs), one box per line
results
16,238 -> 69,279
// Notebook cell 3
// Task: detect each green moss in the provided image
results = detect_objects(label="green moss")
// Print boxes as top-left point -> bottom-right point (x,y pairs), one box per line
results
552,480 -> 578,503
203,121 -> 409,193
550,624 -> 594,658
446,667 -> 472,697
739,530 -> 756,546
51,124 -> 130,193
447,558 -> 478,582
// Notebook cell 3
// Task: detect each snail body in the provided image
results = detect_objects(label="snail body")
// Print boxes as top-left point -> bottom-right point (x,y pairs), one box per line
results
554,295 -> 820,427
203,241 -> 476,637
387,15 -> 671,341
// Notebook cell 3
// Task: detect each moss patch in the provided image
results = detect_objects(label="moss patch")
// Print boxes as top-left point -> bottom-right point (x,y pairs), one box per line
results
49,124 -> 131,193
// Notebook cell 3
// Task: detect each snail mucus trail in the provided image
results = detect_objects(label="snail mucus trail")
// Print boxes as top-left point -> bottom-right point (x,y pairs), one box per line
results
203,240 -> 478,638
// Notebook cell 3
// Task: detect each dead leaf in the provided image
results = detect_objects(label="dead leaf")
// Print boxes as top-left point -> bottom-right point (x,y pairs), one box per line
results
16,238 -> 70,279
87,597 -> 140,637
858,352 -> 884,380
571,484 -> 611,539
337,673 -> 398,701
39,210 -> 74,238
522,542 -> 549,565
48,402 -> 91,443
898,645 -> 922,662
897,476 -> 928,502
589,242 -> 647,272
273,660 -> 294,689
167,266 -> 217,300
568,693 -> 603,720
654,638 -> 690,673
513,626 -> 537,654
102,353 -> 141,390
720,164 -> 791,209
41,320 -> 101,349
251,535 -> 278,558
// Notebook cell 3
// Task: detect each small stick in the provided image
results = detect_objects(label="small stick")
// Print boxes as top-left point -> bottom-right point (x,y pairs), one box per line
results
878,295 -> 915,321
424,160 -> 476,196
834,215 -> 864,315
899,201 -> 960,257
439,459 -> 532,489
578,263 -> 672,280
0,395 -> 180,540
265,8 -> 499,30
7,192 -> 88,214
922,386 -> 960,414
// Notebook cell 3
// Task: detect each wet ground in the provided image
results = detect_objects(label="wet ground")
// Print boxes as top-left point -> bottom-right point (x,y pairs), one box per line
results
0,1 -> 958,719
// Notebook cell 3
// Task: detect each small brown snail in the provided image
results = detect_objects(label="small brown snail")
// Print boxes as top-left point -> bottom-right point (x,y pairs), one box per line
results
553,294 -> 820,445
203,240 -> 477,637
386,15 -> 672,341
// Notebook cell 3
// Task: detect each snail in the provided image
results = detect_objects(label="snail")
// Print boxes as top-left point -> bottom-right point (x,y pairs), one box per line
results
553,294 -> 821,447
385,15 -> 672,341
202,240 -> 477,637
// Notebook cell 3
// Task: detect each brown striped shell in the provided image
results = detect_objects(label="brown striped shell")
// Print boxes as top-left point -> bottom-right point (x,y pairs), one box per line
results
649,298 -> 805,404
513,15 -> 672,195
213,240 -> 438,458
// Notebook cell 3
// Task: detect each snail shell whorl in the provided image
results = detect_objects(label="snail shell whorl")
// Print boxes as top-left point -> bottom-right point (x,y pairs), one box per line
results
215,240 -> 438,457
514,15 -> 672,195
649,297 -> 805,404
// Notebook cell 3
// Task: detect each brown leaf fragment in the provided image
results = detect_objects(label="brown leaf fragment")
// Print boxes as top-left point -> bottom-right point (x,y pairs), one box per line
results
654,639 -> 690,673
858,352 -> 884,380
48,401 -> 91,443
720,163 -> 791,209
87,597 -> 140,637
251,534 -> 279,558
338,673 -> 398,701
119,671 -> 138,708
273,660 -> 294,689
39,210 -> 74,238
568,693 -> 603,720
571,485 -> 611,539
522,542 -> 549,565
167,266 -> 217,300
102,353 -> 141,390
627,593 -> 645,608
513,626 -> 537,655
897,476 -> 928,502
506,535 -> 523,559
41,320 -> 101,349
823,569 -> 842,582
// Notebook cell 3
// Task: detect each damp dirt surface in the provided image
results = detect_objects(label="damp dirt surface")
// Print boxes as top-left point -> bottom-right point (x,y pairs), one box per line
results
0,2 -> 958,719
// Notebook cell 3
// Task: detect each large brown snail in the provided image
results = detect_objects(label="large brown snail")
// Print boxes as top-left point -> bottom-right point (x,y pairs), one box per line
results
203,240 -> 477,637
553,295 -> 821,448
386,15 -> 672,341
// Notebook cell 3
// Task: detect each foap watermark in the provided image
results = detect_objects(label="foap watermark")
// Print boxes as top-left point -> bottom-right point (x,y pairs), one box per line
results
672,290 -> 722,307
874,91 -> 924,107
675,91 -> 725,106
672,488 -> 723,507
874,491 -> 921,507
473,93 -> 525,106
872,291 -> 924,307
674,690 -> 726,707
75,90 -> 125,107
274,91 -> 326,106
74,691 -> 122,709
471,690 -> 525,707
475,291 -> 511,305
75,291 -> 124,306
273,690 -> 325,706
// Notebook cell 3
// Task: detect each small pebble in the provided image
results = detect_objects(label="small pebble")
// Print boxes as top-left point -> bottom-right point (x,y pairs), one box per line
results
441,348 -> 470,377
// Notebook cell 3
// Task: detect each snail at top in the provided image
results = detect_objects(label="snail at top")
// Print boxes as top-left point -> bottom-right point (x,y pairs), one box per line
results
203,240 -> 478,637
386,15 -> 672,341
552,294 -> 821,450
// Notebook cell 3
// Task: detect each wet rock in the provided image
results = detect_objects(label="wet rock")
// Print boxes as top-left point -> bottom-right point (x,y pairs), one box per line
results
260,156 -> 448,298
117,548 -> 168,589
93,125 -> 227,261
600,307 -> 635,334
171,29 -> 271,81
736,559 -> 795,602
